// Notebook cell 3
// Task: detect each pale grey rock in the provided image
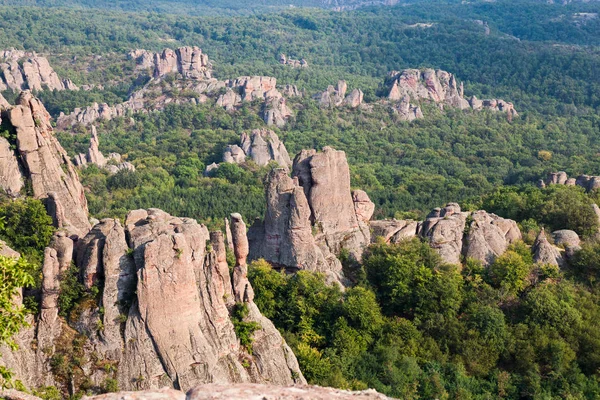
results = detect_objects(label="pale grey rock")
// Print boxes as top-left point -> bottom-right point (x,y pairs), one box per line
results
0,389 -> 43,400
344,88 -> 364,108
315,81 -> 348,107
0,136 -> 23,197
393,95 -> 422,121
6,92 -> 90,237
370,220 -> 418,243
0,50 -> 75,91
0,239 -> 20,258
204,162 -> 219,176
186,383 -> 394,400
419,203 -> 467,265
240,129 -> 292,169
223,144 -> 246,164
552,229 -> 581,249
463,211 -> 522,266
533,230 -> 564,267
262,97 -> 292,127
279,54 -> 308,68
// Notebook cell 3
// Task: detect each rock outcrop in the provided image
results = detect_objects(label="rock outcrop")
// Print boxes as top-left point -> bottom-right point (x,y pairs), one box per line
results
385,69 -> 518,119
0,50 -> 77,92
1,92 -> 90,237
314,81 -> 363,108
543,171 -> 600,192
419,203 -> 468,265
223,129 -> 292,170
370,220 -> 418,243
532,230 -> 565,267
84,384 -> 393,400
129,47 -> 212,80
0,136 -> 24,197
249,147 -> 372,283
279,54 -> 308,68
1,209 -> 304,394
73,126 -> 135,174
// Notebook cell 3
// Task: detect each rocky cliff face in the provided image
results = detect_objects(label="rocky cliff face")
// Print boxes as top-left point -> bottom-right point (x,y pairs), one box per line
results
314,81 -> 364,109
0,91 -> 90,237
222,129 -> 292,170
1,209 -> 304,394
129,47 -> 212,80
0,50 -> 77,92
249,147 -> 372,284
386,69 -> 518,120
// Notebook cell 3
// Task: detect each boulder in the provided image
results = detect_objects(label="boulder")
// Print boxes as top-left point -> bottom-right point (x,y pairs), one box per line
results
343,88 -> 364,108
240,129 -> 292,169
552,229 -> 581,249
532,230 -> 564,267
0,239 -> 20,259
49,231 -> 73,273
463,211 -> 522,266
370,220 -> 418,244
223,144 -> 246,164
352,190 -> 375,222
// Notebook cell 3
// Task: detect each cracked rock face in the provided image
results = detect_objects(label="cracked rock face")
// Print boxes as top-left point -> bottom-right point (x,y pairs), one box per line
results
129,47 -> 211,80
0,50 -> 77,92
2,92 -> 90,237
2,209 -> 304,393
533,230 -> 565,267
249,147 -> 372,284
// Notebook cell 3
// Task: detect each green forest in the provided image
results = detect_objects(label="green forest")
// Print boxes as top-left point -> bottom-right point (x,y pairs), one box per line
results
1,0 -> 600,398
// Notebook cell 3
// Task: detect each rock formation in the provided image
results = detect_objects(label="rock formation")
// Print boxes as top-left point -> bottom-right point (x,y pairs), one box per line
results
222,129 -> 292,170
371,204 -> 521,266
249,147 -> 372,283
73,126 -> 135,174
314,81 -> 364,108
129,47 -> 212,80
83,383 -> 393,400
392,95 -> 423,121
248,168 -> 340,280
0,50 -> 77,92
370,220 -> 418,243
532,229 -> 565,267
385,69 -> 518,119
0,136 -> 24,197
419,203 -> 468,265
279,54 -> 309,68
0,91 -> 90,237
543,171 -> 600,192
1,209 -> 305,393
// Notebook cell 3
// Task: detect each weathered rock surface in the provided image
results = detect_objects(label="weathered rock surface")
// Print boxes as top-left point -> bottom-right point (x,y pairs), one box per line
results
293,147 -> 371,260
241,129 -> 292,169
463,210 -> 522,266
544,171 -> 600,192
552,229 -> 581,249
386,69 -> 517,119
129,47 -> 211,80
417,204 -> 521,266
249,147 -> 372,283
0,239 -> 20,258
370,220 -> 418,243
83,384 -> 393,400
314,81 -> 364,108
279,54 -> 309,68
392,95 -> 423,121
0,50 -> 77,92
533,230 -> 565,267
248,169 -> 340,279
221,129 -> 292,170
2,91 -> 90,237
2,208 -> 304,394
0,136 -> 24,196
